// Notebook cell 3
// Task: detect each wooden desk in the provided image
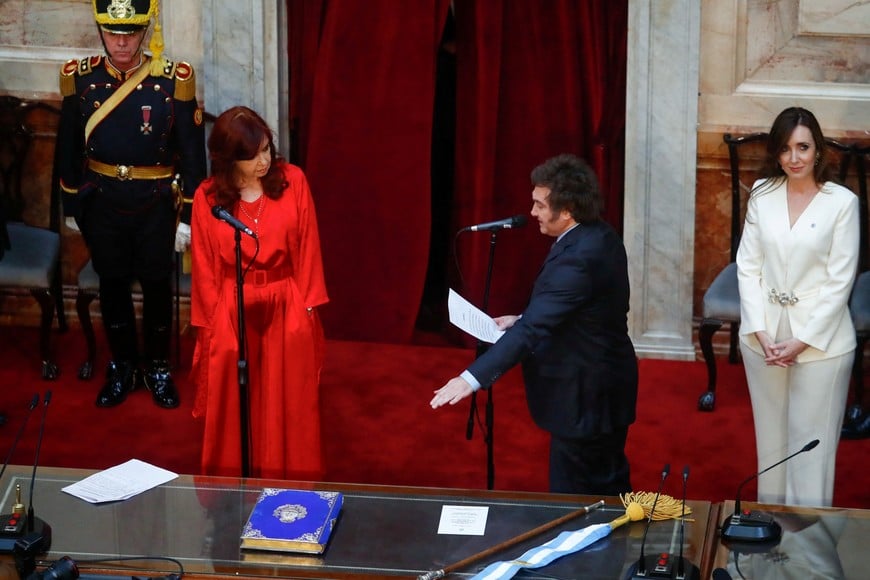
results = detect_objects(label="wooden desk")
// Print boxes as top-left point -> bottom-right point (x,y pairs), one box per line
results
0,466 -> 713,579
705,501 -> 870,579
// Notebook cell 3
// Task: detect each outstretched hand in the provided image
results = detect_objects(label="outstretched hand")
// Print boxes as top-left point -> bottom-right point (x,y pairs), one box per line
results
430,376 -> 473,409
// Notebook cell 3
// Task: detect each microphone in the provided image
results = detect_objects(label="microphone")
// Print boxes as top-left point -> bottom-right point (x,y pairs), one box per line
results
0,394 -> 39,553
27,391 -> 52,534
627,465 -> 700,579
627,463 -> 669,578
211,205 -> 257,238
0,394 -> 39,485
0,393 -> 52,556
720,439 -> 820,543
676,465 -> 699,579
460,215 -> 527,232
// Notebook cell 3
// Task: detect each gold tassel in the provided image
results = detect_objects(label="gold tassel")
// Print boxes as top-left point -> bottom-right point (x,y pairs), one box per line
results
149,1 -> 165,76
620,492 -> 694,522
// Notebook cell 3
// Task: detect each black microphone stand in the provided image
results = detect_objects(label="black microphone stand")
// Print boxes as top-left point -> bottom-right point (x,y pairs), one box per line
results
232,229 -> 252,478
465,230 -> 499,490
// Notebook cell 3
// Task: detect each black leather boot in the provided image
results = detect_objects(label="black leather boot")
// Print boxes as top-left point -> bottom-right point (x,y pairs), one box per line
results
144,360 -> 180,409
96,360 -> 138,407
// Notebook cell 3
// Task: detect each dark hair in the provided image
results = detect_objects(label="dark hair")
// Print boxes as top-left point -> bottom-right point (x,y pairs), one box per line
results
530,154 -> 602,223
206,106 -> 287,206
761,107 -> 832,185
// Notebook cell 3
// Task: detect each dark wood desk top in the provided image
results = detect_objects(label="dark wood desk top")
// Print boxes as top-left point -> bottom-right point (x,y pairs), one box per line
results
1,466 -> 714,579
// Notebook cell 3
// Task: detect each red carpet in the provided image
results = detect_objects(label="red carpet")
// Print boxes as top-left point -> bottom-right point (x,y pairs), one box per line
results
0,326 -> 867,508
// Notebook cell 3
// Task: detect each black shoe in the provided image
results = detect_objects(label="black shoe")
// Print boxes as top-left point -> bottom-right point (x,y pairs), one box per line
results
144,360 -> 180,409
96,361 -> 137,407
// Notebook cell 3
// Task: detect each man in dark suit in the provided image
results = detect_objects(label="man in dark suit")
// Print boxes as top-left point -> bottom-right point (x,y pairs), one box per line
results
431,154 -> 638,495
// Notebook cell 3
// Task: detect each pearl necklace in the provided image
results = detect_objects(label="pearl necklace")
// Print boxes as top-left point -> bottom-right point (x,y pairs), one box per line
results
239,195 -> 265,235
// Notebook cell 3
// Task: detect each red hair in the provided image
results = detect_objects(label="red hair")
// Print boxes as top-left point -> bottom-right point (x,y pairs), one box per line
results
205,106 -> 288,206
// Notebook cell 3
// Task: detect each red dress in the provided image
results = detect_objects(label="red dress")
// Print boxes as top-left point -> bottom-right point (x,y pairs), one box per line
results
190,163 -> 328,480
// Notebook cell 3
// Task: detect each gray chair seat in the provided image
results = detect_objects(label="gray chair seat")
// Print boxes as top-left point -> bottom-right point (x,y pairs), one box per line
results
702,262 -> 740,321
0,222 -> 59,287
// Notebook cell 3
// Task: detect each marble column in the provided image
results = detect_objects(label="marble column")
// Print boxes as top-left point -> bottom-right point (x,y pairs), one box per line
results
624,0 -> 701,360
200,0 -> 288,154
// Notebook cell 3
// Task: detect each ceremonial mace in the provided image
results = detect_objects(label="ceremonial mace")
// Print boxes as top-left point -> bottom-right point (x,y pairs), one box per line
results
417,500 -> 645,580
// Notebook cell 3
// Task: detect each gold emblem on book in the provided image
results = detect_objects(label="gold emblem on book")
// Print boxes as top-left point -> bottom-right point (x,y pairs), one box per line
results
274,503 -> 308,524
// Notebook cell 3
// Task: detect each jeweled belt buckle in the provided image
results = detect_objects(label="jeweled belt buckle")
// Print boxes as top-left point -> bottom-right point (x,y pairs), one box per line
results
252,270 -> 267,287
116,165 -> 132,180
768,288 -> 798,306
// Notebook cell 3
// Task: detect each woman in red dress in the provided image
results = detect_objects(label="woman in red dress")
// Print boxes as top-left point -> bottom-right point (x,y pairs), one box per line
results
189,106 -> 328,480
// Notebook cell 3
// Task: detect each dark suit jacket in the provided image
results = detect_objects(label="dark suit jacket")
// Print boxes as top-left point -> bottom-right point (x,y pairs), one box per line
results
467,221 -> 637,439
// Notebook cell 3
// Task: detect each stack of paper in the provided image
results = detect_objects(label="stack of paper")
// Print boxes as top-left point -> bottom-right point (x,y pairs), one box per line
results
61,459 -> 178,503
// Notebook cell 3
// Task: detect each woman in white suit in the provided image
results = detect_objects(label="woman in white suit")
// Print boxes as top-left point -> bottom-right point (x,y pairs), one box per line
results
737,107 -> 859,507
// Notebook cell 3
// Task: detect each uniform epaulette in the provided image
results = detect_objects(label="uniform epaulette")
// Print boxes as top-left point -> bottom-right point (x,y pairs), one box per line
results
59,56 -> 102,97
171,61 -> 197,102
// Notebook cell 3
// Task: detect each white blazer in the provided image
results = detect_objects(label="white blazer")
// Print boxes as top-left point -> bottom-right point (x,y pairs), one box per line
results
737,178 -> 860,362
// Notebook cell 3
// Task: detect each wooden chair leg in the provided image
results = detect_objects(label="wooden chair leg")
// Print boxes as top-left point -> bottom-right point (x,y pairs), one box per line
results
76,290 -> 99,380
52,264 -> 68,333
30,288 -> 58,380
698,318 -> 723,412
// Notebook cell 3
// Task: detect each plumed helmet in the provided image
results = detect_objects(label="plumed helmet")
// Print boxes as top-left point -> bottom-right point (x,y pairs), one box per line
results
93,0 -> 155,34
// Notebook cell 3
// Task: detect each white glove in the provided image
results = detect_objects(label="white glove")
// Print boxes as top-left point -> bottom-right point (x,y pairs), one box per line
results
64,217 -> 80,233
175,222 -> 192,253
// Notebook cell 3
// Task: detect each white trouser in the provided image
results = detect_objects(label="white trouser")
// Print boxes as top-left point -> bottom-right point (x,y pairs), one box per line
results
740,329 -> 852,507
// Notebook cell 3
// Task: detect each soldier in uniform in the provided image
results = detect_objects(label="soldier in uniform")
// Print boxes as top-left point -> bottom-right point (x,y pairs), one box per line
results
56,0 -> 206,408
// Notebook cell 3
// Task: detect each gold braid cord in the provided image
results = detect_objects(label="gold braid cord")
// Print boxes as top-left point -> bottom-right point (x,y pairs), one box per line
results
148,1 -> 166,76
620,492 -> 694,521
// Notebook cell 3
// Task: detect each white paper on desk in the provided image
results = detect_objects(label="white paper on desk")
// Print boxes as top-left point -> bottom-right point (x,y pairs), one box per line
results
61,459 -> 178,503
448,289 -> 505,344
437,505 -> 489,535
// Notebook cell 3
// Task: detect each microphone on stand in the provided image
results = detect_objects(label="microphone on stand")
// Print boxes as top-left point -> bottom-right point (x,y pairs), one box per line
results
626,463 -> 669,578
0,394 -> 39,553
720,439 -> 820,543
675,465 -> 699,579
0,394 -> 38,485
627,465 -> 700,579
459,215 -> 527,232
212,205 -> 257,238
0,392 -> 52,555
27,391 -> 52,536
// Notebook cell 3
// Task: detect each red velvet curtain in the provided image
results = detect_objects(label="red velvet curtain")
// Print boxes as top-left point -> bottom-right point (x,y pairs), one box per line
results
287,0 -> 627,342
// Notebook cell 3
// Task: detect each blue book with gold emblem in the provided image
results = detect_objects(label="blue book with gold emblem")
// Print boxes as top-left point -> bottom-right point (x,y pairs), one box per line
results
240,488 -> 343,554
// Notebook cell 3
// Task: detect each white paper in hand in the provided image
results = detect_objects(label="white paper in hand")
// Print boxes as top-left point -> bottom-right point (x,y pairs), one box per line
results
448,289 -> 505,344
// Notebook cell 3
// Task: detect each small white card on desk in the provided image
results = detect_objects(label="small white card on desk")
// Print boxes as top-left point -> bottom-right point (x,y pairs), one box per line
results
62,459 -> 178,503
437,505 -> 489,535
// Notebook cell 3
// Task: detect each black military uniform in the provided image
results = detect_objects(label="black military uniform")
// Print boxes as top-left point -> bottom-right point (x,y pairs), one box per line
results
56,0 -> 206,408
